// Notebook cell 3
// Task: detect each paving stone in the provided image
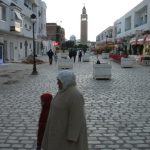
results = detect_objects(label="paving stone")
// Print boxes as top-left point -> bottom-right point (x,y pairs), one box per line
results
136,144 -> 150,148
0,144 -> 11,147
1,55 -> 150,149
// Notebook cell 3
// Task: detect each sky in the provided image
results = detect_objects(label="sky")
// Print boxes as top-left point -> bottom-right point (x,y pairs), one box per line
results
43,0 -> 143,41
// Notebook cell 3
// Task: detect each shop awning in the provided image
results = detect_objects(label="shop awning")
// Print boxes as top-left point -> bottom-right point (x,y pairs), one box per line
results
137,35 -> 147,45
145,34 -> 150,44
130,37 -> 137,45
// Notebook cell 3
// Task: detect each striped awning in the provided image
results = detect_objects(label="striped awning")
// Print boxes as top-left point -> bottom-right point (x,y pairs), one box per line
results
137,35 -> 147,45
145,34 -> 150,44
130,37 -> 137,45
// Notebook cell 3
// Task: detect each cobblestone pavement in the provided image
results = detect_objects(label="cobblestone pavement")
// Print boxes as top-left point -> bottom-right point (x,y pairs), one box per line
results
0,55 -> 150,150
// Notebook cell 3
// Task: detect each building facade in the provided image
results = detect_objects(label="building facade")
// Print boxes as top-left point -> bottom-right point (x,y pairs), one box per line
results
80,6 -> 88,45
96,0 -> 150,56
46,23 -> 65,50
70,35 -> 76,42
0,0 -> 47,63
114,0 -> 150,55
96,26 -> 114,52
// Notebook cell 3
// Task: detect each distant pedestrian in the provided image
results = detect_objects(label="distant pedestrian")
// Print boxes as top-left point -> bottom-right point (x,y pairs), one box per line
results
54,51 -> 58,64
41,70 -> 88,150
72,49 -> 77,63
47,49 -> 54,65
96,59 -> 101,64
36,93 -> 53,150
78,50 -> 82,62
69,49 -> 73,59
83,48 -> 87,55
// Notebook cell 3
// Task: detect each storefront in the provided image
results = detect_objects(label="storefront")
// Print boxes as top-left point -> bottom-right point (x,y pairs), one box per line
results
130,37 -> 137,54
143,34 -> 150,56
129,36 -> 145,55
114,38 -> 125,54
137,35 -> 147,55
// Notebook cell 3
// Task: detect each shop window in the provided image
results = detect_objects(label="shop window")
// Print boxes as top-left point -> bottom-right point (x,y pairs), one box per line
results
144,14 -> 147,24
25,24 -> 27,28
20,42 -> 22,49
145,45 -> 150,55
0,5 -> 6,21
24,0 -> 29,8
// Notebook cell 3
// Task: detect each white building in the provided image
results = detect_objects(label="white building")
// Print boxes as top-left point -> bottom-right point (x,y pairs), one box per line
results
96,0 -> 150,55
114,0 -> 149,39
96,26 -> 114,51
0,0 -> 47,63
70,35 -> 76,42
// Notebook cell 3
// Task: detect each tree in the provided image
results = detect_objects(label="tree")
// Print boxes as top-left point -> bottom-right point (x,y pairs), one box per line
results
61,40 -> 75,50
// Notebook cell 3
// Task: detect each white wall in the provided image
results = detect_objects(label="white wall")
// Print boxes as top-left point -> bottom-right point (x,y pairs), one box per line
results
115,0 -> 150,38
0,0 -> 47,62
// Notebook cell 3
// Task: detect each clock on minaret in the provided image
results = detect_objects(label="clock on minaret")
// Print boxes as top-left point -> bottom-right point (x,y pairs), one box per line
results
82,17 -> 87,21
80,6 -> 88,44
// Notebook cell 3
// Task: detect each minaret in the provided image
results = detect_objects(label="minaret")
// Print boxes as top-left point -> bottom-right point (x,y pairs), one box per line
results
80,5 -> 88,45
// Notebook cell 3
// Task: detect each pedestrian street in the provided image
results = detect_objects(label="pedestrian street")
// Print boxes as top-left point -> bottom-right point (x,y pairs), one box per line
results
0,55 -> 150,149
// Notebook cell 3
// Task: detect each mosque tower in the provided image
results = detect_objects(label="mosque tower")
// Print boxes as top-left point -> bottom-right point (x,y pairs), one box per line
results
80,5 -> 88,44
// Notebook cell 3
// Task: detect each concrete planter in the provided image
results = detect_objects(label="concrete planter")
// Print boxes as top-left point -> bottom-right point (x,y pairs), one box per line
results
141,56 -> 150,66
93,63 -> 111,79
60,53 -> 68,59
141,60 -> 150,65
58,58 -> 73,69
83,54 -> 90,62
102,53 -> 109,59
121,57 -> 135,68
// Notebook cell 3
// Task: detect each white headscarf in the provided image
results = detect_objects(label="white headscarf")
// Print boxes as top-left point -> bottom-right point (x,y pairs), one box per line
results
57,70 -> 76,92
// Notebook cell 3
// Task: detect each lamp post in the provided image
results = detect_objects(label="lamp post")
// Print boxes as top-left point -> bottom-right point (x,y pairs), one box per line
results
105,34 -> 108,52
106,35 -> 108,44
30,14 -> 38,75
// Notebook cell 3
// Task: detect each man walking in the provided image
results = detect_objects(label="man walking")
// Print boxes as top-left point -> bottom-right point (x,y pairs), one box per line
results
78,50 -> 82,62
47,49 -> 54,65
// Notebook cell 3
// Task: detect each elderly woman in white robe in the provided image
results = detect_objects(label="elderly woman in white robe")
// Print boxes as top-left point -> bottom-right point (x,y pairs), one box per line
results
41,70 -> 88,150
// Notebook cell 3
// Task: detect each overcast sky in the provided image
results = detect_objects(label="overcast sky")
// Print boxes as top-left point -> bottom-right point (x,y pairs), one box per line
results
43,0 -> 143,41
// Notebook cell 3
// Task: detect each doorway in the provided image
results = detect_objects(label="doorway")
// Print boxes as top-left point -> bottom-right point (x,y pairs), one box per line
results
10,42 -> 14,61
24,40 -> 28,57
0,44 -> 3,64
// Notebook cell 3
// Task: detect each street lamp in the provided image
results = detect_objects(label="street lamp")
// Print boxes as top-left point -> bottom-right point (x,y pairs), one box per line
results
106,35 -> 108,44
105,34 -> 108,52
30,14 -> 38,75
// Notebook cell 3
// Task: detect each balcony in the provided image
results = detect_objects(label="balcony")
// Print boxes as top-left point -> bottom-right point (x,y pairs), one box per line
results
10,21 -> 21,32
